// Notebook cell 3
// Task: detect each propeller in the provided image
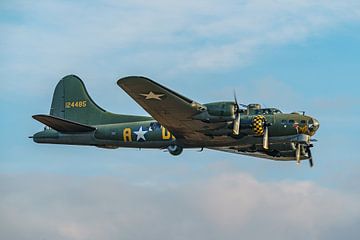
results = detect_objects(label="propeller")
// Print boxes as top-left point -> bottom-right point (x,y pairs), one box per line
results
296,144 -> 301,165
232,94 -> 269,149
295,144 -> 314,167
263,125 -> 269,149
233,90 -> 239,107
232,91 -> 241,135
306,144 -> 314,167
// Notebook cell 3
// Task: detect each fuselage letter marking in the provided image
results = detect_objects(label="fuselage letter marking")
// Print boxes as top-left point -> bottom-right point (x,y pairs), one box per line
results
162,127 -> 171,140
162,127 -> 175,140
123,128 -> 132,142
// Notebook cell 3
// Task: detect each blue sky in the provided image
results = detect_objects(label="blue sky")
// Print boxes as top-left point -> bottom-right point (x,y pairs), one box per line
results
1,1 -> 360,239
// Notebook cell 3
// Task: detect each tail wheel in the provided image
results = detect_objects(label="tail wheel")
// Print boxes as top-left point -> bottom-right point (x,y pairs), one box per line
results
168,145 -> 183,156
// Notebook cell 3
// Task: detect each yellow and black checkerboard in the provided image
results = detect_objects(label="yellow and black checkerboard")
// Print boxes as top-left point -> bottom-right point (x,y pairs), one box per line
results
252,115 -> 265,136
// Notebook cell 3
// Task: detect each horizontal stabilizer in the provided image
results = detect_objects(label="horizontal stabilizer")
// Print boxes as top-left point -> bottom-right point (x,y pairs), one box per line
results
32,114 -> 96,133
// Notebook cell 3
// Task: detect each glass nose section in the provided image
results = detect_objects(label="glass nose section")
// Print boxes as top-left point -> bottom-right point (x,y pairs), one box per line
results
313,118 -> 320,128
308,118 -> 320,135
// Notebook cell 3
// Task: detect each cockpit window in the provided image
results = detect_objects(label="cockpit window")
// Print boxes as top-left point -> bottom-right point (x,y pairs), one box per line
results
263,109 -> 270,114
150,122 -> 161,130
272,109 -> 282,114
251,108 -> 282,115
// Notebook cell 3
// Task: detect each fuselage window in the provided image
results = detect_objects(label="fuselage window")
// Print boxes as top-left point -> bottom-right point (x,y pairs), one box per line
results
289,120 -> 295,124
150,122 -> 161,130
281,119 -> 287,125
300,120 -> 306,124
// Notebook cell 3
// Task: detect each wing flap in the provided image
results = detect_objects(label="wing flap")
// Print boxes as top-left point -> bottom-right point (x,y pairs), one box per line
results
33,114 -> 96,133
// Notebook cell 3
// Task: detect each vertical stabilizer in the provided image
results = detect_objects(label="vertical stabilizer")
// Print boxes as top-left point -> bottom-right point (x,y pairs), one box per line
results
50,75 -> 152,125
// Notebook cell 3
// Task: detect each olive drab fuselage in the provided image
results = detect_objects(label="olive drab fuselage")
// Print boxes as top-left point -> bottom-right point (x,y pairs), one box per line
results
34,107 -> 318,147
32,75 -> 319,165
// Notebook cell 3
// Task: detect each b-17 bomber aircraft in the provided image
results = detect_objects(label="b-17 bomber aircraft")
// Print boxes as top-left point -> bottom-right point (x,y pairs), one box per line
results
31,75 -> 320,167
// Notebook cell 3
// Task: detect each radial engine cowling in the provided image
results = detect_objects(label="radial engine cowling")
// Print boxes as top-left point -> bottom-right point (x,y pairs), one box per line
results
252,115 -> 266,136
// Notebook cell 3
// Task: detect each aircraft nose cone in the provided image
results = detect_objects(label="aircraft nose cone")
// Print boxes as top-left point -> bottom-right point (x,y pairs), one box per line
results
313,118 -> 320,128
309,118 -> 320,135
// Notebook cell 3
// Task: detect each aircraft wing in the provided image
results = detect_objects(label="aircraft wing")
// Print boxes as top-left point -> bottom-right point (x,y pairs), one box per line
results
33,114 -> 96,133
209,147 -> 309,161
117,76 -> 223,143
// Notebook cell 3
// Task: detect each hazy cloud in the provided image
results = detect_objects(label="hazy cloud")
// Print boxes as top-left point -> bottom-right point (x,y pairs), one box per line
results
1,173 -> 359,240
1,0 -> 360,95
1,2 -> 360,239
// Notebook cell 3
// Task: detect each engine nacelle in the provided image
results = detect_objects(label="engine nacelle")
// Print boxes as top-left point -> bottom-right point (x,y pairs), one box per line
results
205,101 -> 236,117
192,102 -> 236,123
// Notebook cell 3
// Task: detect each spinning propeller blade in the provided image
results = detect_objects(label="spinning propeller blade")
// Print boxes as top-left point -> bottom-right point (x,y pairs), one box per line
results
233,114 -> 240,135
307,145 -> 314,167
233,90 -> 239,107
263,125 -> 269,149
296,144 -> 301,165
232,91 -> 241,135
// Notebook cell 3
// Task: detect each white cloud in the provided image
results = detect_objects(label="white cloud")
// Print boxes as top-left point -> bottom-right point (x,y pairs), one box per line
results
1,173 -> 359,240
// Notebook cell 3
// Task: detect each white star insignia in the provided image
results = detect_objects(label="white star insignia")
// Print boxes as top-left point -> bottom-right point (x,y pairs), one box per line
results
140,91 -> 164,100
134,126 -> 148,141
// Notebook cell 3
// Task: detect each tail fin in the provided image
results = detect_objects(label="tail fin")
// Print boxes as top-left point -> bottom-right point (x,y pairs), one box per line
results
50,75 -> 152,125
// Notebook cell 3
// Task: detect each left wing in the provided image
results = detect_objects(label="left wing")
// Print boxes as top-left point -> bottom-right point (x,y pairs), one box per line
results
209,147 -> 310,161
117,76 -> 225,143
33,114 -> 96,133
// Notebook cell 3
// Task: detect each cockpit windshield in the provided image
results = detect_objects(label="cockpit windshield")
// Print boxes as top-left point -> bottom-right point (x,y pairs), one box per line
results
253,108 -> 282,115
270,108 -> 282,114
